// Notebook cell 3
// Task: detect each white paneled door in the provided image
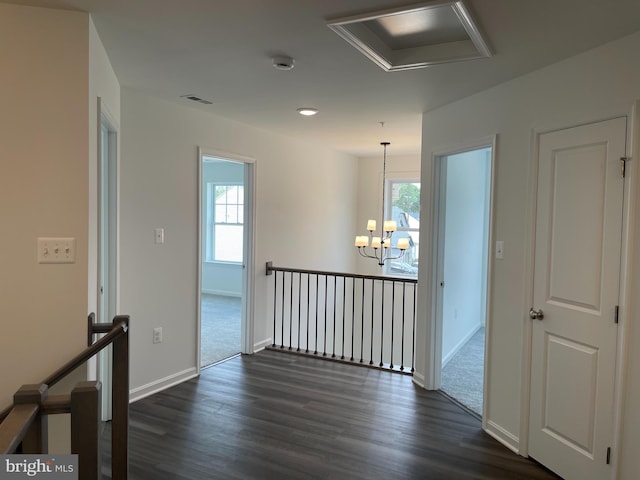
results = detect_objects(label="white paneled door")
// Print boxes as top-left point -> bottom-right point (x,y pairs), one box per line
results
529,117 -> 626,480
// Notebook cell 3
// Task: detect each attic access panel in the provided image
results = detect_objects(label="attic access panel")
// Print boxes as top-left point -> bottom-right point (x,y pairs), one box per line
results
327,0 -> 491,71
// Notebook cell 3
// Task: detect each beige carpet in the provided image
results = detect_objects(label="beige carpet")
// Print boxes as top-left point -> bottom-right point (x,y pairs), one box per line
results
201,294 -> 241,367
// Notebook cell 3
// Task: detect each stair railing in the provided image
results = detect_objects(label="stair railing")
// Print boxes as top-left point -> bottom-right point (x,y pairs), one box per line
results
0,314 -> 130,480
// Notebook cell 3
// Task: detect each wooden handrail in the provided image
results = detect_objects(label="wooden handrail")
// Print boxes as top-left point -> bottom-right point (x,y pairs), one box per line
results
43,317 -> 128,388
0,319 -> 126,423
0,404 -> 40,453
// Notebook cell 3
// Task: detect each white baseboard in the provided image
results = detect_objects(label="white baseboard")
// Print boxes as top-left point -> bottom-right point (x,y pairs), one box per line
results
442,323 -> 482,367
129,367 -> 198,403
202,289 -> 241,298
485,420 -> 520,454
412,371 -> 426,389
253,338 -> 272,353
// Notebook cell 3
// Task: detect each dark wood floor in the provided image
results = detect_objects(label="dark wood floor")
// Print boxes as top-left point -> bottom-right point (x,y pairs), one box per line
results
104,350 -> 559,479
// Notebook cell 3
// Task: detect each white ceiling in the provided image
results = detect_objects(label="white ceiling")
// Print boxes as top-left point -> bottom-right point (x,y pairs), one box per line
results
5,0 -> 640,156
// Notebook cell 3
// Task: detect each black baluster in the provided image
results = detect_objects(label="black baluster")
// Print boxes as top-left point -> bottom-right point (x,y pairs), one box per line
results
360,277 -> 365,363
314,274 -> 319,355
272,270 -> 277,347
332,275 -> 337,358
390,280 -> 395,370
280,271 -> 285,349
370,279 -> 374,366
379,279 -> 385,368
350,277 -> 355,362
400,282 -> 406,371
341,276 -> 346,360
306,273 -> 310,353
297,272 -> 301,352
289,271 -> 293,350
323,275 -> 328,356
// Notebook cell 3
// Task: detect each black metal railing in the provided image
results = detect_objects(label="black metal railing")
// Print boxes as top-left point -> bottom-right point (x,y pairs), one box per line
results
266,262 -> 417,374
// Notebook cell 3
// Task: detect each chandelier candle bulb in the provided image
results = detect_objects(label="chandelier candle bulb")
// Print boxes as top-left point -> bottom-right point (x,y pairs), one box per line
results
383,220 -> 397,232
355,236 -> 369,247
372,237 -> 382,249
367,219 -> 377,231
397,238 -> 410,250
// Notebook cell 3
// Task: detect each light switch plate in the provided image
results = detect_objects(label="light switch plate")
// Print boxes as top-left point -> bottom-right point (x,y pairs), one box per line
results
155,228 -> 165,244
38,237 -> 76,264
496,240 -> 504,260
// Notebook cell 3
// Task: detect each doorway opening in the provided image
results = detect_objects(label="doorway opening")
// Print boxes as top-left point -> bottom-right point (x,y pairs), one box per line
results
198,151 -> 254,369
435,143 -> 493,416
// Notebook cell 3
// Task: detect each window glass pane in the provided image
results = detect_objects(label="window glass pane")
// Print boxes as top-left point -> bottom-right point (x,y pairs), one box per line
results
392,182 -> 420,229
214,225 -> 243,262
226,205 -> 239,223
216,186 -> 228,204
215,205 -> 227,221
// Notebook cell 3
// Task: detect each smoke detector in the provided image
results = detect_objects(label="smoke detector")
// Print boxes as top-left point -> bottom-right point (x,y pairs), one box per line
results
272,55 -> 295,70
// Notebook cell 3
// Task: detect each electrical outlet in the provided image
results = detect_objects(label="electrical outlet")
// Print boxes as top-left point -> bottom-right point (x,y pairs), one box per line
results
37,237 -> 76,264
153,327 -> 163,344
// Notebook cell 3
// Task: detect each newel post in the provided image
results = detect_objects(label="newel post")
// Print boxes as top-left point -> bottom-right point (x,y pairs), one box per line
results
112,315 -> 130,480
71,381 -> 101,480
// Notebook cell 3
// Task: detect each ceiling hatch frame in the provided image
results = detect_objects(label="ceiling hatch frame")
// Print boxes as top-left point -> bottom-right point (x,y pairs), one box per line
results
327,0 -> 491,72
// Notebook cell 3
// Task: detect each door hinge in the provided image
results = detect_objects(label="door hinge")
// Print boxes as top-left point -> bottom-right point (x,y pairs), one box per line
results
606,447 -> 611,465
614,305 -> 619,324
621,157 -> 629,178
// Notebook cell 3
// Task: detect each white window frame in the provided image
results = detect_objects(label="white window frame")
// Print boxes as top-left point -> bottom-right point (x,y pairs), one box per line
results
383,172 -> 420,277
205,182 -> 244,264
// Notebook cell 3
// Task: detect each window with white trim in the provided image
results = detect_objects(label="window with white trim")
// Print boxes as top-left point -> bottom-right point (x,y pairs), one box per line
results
205,183 -> 244,263
385,179 -> 420,277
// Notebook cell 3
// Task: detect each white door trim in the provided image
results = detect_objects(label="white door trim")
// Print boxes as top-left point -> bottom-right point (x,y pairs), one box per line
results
196,147 -> 256,375
96,96 -> 120,420
520,110 -> 636,475
426,135 -> 496,431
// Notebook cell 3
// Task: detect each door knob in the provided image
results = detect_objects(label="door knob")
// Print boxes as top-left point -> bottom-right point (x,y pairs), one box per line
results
529,308 -> 544,320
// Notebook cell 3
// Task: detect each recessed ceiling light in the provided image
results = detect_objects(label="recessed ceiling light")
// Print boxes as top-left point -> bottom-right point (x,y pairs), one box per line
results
297,108 -> 318,116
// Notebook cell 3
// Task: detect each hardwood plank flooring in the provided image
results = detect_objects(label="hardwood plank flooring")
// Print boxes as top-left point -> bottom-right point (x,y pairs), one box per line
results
103,350 -> 559,479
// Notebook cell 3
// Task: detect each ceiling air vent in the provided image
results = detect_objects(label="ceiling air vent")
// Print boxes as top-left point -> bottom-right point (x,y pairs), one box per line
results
180,94 -> 213,105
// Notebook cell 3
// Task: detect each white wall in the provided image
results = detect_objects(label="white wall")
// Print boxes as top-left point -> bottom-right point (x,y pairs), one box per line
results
416,30 -> 640,477
441,149 -> 490,365
355,154 -> 421,276
120,89 -> 358,400
0,4 -> 89,406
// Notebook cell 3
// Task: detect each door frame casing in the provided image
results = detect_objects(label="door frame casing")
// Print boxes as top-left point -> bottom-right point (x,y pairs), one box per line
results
426,135 -> 497,430
521,108 -> 638,477
196,147 -> 256,375
96,97 -> 120,420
